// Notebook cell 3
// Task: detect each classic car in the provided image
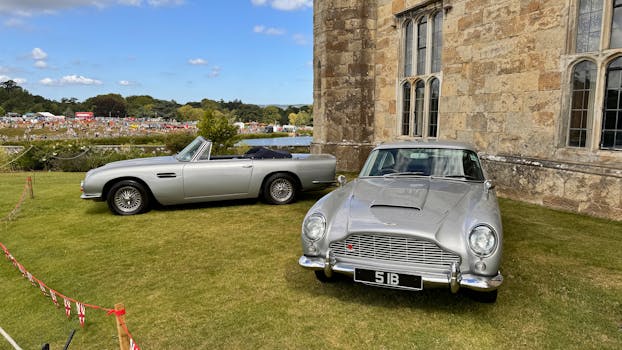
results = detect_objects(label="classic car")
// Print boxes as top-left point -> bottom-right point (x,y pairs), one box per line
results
81,136 -> 336,215
298,141 -> 503,302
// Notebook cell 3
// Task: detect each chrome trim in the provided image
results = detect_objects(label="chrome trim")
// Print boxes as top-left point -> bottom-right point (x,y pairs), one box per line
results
299,255 -> 503,292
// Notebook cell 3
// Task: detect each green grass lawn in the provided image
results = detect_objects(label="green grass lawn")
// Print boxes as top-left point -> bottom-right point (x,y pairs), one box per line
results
0,172 -> 621,349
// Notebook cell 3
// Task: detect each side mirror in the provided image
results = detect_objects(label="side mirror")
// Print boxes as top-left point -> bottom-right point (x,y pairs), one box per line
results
337,175 -> 347,187
484,180 -> 495,193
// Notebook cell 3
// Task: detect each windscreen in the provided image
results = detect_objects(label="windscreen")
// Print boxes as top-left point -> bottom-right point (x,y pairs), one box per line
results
359,148 -> 485,181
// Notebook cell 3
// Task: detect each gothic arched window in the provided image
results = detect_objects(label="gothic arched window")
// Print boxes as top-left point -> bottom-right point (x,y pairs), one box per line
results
568,60 -> 597,147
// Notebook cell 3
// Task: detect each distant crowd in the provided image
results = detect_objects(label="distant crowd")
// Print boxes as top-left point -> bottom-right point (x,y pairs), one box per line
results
0,116 -> 198,142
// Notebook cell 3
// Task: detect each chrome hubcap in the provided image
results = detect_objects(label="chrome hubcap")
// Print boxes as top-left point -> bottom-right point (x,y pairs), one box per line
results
113,186 -> 142,213
270,179 -> 293,202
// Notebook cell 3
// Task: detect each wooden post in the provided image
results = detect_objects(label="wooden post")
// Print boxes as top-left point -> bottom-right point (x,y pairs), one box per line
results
27,176 -> 34,199
114,303 -> 130,350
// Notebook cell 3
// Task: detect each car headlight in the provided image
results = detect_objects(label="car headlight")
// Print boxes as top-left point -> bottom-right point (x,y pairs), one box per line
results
468,225 -> 497,256
303,213 -> 326,241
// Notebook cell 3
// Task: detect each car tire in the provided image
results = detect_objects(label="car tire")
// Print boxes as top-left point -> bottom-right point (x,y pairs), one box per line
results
314,270 -> 337,283
263,173 -> 297,205
107,180 -> 150,215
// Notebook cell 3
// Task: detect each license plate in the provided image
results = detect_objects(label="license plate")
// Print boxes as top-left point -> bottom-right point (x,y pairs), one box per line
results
354,268 -> 423,291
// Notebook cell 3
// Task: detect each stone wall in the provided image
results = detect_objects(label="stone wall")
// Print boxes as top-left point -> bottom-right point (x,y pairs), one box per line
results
313,0 -> 622,220
482,156 -> 622,220
312,0 -> 378,171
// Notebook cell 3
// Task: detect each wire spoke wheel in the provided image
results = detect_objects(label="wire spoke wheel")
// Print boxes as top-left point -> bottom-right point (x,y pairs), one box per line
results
107,180 -> 150,215
113,186 -> 143,213
263,173 -> 297,205
270,178 -> 294,202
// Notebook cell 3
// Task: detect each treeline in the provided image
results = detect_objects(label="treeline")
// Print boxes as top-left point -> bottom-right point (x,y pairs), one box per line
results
0,80 -> 312,125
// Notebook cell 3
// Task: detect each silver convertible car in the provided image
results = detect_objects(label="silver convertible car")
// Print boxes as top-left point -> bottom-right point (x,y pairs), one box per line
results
81,136 -> 336,215
299,141 -> 503,302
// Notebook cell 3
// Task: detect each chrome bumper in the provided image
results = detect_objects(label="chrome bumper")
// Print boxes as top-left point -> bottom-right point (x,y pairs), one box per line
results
298,255 -> 503,293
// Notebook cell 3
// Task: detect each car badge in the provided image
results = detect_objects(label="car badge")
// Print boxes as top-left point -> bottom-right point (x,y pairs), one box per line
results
346,243 -> 355,252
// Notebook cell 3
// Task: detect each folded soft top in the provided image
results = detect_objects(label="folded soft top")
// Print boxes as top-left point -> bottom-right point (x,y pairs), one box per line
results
244,147 -> 292,159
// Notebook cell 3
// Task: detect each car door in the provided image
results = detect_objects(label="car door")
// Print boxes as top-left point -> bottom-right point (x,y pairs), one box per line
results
182,158 -> 253,199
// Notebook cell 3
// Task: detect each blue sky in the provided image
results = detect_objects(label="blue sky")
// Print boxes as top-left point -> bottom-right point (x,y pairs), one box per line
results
0,0 -> 313,105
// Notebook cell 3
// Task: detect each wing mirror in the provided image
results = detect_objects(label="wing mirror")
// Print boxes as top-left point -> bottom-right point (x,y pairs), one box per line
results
337,175 -> 347,187
484,180 -> 495,193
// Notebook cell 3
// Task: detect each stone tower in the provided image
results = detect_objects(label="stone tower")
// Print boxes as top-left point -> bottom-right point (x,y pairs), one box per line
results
312,0 -> 377,171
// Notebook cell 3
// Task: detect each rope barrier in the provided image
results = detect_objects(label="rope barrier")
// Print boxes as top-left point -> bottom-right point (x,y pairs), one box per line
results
49,147 -> 90,160
0,177 -> 141,349
0,178 -> 31,223
0,145 -> 34,170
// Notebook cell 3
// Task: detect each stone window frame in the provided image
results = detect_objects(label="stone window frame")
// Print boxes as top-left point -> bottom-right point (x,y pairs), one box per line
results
397,6 -> 443,140
561,0 -> 622,151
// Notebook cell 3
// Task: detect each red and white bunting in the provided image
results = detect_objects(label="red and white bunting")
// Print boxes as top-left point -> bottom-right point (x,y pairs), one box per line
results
130,338 -> 140,350
17,263 -> 25,276
38,281 -> 49,296
50,290 -> 59,307
63,298 -> 71,318
26,271 -> 37,286
76,302 -> 85,327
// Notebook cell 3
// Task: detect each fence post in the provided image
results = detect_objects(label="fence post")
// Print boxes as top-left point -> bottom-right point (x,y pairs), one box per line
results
114,303 -> 130,350
27,176 -> 33,199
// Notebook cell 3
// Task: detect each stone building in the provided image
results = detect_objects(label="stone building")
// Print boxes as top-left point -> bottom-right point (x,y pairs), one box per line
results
312,0 -> 622,220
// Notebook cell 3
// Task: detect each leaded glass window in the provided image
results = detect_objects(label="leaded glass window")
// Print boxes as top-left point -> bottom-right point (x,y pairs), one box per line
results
414,81 -> 425,137
429,78 -> 440,137
568,61 -> 596,147
404,20 -> 413,77
602,57 -> 622,149
402,82 -> 411,136
576,0 -> 603,53
431,12 -> 443,73
417,17 -> 427,75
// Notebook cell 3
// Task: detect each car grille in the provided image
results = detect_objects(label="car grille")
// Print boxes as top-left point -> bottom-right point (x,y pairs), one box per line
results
329,233 -> 460,270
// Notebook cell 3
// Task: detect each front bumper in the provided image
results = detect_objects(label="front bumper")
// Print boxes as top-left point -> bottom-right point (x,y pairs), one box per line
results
299,254 -> 503,293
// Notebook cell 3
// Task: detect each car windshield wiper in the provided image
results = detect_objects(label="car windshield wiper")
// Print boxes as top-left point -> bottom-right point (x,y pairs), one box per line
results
383,172 -> 426,177
433,174 -> 480,180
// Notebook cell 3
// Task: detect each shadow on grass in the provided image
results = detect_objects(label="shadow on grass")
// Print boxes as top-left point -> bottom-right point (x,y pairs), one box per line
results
83,189 -> 330,215
283,261 -> 498,314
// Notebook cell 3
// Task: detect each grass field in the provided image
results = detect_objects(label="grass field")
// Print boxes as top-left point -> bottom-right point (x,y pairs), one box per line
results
0,172 -> 621,349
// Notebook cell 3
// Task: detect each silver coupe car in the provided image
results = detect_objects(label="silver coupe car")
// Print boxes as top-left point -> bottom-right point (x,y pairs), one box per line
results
298,141 -> 503,302
81,136 -> 336,215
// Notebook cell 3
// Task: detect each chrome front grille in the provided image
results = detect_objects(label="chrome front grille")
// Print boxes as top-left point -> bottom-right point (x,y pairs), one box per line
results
329,233 -> 460,269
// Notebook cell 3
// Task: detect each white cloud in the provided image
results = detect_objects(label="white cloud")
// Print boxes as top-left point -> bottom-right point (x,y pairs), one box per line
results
3,18 -> 24,27
118,0 -> 142,6
32,48 -> 48,60
251,0 -> 312,11
0,0 -> 184,17
40,75 -> 102,86
292,33 -> 308,45
1,75 -> 26,85
208,66 -> 221,78
34,60 -> 48,68
188,58 -> 208,65
61,75 -> 102,85
39,77 -> 55,86
254,25 -> 285,35
119,80 -> 138,86
147,0 -> 185,6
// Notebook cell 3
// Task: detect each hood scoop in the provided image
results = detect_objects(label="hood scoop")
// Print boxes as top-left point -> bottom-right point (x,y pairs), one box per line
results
370,204 -> 421,211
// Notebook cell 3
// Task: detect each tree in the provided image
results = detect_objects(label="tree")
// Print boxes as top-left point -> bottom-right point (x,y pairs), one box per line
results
262,105 -> 282,124
85,94 -> 127,118
288,112 -> 298,126
1,80 -> 21,92
177,104 -> 205,121
198,109 -> 238,155
0,105 -> 5,117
